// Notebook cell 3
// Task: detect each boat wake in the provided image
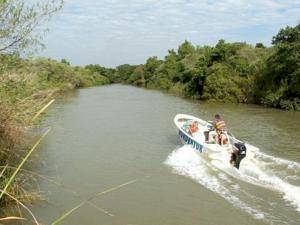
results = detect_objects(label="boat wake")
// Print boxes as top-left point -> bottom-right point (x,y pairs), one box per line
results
164,146 -> 300,225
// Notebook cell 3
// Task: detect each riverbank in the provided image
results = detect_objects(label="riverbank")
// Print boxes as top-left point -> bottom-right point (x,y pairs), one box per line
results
28,85 -> 300,225
0,21 -> 299,222
0,55 -> 112,216
111,23 -> 300,111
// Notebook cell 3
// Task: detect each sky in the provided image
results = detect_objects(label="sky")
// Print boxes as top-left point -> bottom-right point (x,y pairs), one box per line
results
39,0 -> 300,68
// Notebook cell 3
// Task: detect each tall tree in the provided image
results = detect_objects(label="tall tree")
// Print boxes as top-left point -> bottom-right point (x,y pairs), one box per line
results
0,0 -> 63,54
256,23 -> 300,109
177,40 -> 195,59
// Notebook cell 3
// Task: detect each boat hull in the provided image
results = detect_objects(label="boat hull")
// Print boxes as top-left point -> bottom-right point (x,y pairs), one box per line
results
174,114 -> 258,162
178,129 -> 204,153
174,114 -> 216,153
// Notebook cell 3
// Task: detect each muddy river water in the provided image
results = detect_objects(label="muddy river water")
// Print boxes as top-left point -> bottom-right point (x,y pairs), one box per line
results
30,85 -> 300,225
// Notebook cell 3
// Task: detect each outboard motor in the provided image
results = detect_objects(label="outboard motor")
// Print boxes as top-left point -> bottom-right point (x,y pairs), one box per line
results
231,142 -> 247,169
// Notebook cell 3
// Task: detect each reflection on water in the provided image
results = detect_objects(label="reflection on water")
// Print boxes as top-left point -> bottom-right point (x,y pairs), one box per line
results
29,85 -> 300,225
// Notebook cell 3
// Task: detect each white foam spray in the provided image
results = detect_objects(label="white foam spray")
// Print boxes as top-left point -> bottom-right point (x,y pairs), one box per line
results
165,146 -> 266,220
165,145 -> 300,224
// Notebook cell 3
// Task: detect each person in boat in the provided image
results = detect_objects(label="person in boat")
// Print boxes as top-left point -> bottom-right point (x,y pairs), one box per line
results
213,114 -> 227,131
188,121 -> 199,136
204,114 -> 228,144
214,114 -> 228,145
217,131 -> 228,145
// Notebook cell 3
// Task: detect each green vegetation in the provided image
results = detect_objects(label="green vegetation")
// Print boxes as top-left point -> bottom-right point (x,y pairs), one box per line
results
0,0 -> 114,220
0,0 -> 63,54
255,23 -> 300,110
0,1 -> 299,221
111,23 -> 300,111
0,55 -> 113,218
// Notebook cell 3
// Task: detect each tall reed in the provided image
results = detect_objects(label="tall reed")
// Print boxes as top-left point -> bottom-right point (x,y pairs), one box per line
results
51,179 -> 138,225
0,128 -> 50,200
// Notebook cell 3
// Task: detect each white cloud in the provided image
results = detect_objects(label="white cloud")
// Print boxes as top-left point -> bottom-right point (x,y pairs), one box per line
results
40,0 -> 300,67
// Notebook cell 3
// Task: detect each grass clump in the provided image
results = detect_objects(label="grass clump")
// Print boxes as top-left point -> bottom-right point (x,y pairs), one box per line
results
0,55 -> 114,221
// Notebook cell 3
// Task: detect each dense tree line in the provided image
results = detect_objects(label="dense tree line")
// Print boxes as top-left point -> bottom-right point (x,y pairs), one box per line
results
255,23 -> 300,110
0,55 -> 114,208
0,54 -> 112,159
109,23 -> 299,110
0,56 -> 113,105
0,0 -> 298,218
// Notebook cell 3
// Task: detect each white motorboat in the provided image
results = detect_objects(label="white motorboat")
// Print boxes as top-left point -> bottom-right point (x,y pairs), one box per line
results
174,114 -> 258,169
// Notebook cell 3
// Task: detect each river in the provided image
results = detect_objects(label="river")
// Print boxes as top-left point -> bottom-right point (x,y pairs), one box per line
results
29,84 -> 300,225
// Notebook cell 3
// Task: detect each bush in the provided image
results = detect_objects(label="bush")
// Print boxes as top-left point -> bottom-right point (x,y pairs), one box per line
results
0,104 -> 23,165
202,64 -> 241,102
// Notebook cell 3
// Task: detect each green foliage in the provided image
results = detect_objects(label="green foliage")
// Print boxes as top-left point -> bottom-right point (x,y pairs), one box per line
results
85,64 -> 106,74
84,64 -> 115,83
144,56 -> 162,82
202,63 -> 241,102
61,59 -> 70,65
159,50 -> 183,83
148,75 -> 172,90
0,55 -> 111,102
184,55 -> 207,98
0,0 -> 63,54
256,23 -> 300,110
115,23 -> 299,110
272,24 -> 300,44
113,64 -> 137,83
255,43 -> 266,48
208,40 -> 240,64
178,40 -> 195,59
117,39 -> 268,104
127,65 -> 145,86
168,82 -> 185,96
114,24 -> 300,110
